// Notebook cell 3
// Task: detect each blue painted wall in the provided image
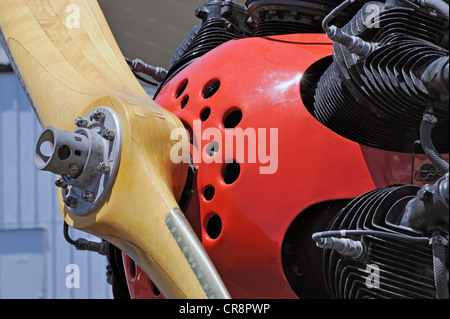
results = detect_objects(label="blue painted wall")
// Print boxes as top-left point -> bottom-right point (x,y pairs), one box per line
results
0,70 -> 113,299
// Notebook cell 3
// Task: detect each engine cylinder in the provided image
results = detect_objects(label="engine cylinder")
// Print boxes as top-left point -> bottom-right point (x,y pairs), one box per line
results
310,3 -> 449,153
283,186 -> 449,299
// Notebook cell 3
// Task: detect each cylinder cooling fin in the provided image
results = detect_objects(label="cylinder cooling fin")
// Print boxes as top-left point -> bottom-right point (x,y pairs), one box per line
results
155,0 -> 253,96
310,0 -> 449,153
283,184 -> 449,299
322,185 -> 447,299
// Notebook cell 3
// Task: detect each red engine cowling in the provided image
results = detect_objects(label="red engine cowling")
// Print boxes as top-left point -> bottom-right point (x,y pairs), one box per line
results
121,33 -> 444,299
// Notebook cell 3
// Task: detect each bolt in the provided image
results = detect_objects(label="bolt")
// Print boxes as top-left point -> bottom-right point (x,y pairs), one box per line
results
69,164 -> 80,176
55,177 -> 67,189
91,110 -> 106,123
101,129 -> 115,141
225,23 -> 234,32
97,162 -> 111,174
64,196 -> 78,208
81,191 -> 95,203
195,7 -> 208,20
417,184 -> 433,202
74,117 -> 88,127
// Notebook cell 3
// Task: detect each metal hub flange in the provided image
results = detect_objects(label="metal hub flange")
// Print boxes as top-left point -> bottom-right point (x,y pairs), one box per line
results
34,107 -> 122,215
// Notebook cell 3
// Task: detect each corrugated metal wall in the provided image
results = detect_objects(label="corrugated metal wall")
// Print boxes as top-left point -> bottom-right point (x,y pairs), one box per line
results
0,70 -> 113,299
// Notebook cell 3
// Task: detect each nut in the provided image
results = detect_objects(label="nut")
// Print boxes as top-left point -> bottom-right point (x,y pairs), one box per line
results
64,196 -> 78,208
91,110 -> 106,123
55,178 -> 67,189
101,129 -> 115,141
74,117 -> 88,127
97,162 -> 111,174
81,191 -> 95,203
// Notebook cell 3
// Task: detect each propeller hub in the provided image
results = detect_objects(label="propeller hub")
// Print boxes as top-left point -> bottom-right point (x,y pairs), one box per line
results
34,107 -> 122,215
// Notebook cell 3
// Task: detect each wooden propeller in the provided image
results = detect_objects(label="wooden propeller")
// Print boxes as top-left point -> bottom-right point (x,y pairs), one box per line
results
0,0 -> 229,299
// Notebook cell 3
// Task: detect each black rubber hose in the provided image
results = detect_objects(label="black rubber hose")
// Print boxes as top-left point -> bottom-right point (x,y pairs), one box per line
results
322,0 -> 356,32
420,113 -> 449,174
431,233 -> 449,299
63,221 -> 77,246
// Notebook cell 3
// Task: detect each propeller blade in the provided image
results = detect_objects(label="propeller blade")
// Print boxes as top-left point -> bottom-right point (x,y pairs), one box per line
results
0,0 -> 229,299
